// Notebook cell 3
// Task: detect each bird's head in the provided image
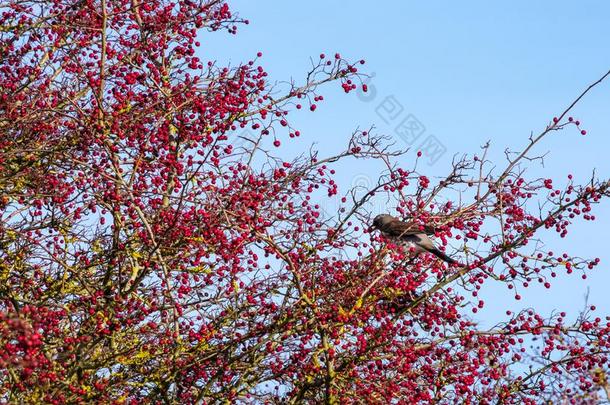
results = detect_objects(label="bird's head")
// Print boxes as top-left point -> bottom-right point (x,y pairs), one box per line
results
369,214 -> 398,232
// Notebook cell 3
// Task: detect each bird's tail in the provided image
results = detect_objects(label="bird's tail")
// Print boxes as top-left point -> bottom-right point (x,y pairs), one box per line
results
427,248 -> 458,265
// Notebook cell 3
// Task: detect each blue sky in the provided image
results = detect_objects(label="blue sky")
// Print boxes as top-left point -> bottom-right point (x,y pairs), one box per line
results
203,1 -> 610,324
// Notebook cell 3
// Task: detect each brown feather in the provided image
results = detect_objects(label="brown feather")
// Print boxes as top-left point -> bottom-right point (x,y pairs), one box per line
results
380,221 -> 437,237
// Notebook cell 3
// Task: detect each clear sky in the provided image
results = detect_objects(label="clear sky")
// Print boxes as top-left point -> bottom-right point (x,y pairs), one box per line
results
203,1 -> 610,325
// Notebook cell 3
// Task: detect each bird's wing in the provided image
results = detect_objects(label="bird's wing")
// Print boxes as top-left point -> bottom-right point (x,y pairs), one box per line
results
406,234 -> 458,264
381,220 -> 432,237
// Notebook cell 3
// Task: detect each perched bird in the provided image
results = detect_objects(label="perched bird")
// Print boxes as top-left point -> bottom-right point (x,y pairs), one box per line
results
369,214 -> 457,264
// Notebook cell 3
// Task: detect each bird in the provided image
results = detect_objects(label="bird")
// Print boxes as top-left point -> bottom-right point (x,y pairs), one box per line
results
368,214 -> 457,264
